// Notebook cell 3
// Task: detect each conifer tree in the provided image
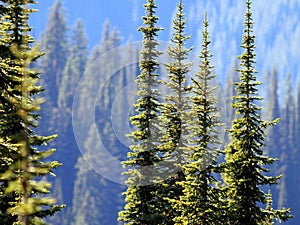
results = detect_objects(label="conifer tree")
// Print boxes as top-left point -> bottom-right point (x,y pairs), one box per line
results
224,60 -> 239,143
50,19 -> 88,223
264,69 -> 281,158
294,79 -> 300,219
40,0 -> 68,108
263,190 -> 274,225
71,22 -> 134,225
173,13 -> 224,225
263,69 -> 281,209
58,19 -> 87,109
222,1 -> 291,224
71,128 -> 108,225
118,0 -> 163,224
276,74 -> 294,210
0,2 -> 20,223
282,74 -> 298,219
157,1 -> 192,223
0,0 -> 63,224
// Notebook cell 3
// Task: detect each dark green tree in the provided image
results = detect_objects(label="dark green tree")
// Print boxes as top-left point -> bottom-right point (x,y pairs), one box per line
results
173,13 -> 224,225
156,1 -> 192,224
222,1 -> 291,224
3,43 -> 62,225
118,0 -> 163,224
0,1 -> 20,223
0,0 -> 63,224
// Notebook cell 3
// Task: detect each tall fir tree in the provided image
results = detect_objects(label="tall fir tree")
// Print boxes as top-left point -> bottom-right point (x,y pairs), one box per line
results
118,0 -> 164,224
0,1 -> 20,223
173,13 -> 224,225
157,1 -> 192,224
222,1 -> 291,224
0,0 -> 63,224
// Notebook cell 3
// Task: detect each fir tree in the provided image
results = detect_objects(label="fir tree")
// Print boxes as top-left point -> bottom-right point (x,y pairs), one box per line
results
264,69 -> 281,158
282,74 -> 298,220
157,1 -> 192,223
0,2 -> 20,223
118,0 -> 163,224
58,19 -> 87,109
71,128 -> 108,225
40,0 -> 68,108
263,69 -> 281,210
263,190 -> 274,225
50,18 -> 88,223
173,13 -> 224,225
0,0 -> 63,224
294,79 -> 300,221
224,60 -> 239,143
222,1 -> 291,224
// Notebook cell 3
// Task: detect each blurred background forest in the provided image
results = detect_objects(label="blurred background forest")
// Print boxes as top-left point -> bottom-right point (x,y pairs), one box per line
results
29,0 -> 300,224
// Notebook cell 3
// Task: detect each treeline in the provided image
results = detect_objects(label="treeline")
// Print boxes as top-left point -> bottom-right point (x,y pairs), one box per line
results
118,0 -> 293,224
0,0 -> 297,225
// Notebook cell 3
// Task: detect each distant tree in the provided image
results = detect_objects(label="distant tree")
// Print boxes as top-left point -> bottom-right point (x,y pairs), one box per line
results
118,0 -> 164,224
71,126 -> 109,225
263,69 -> 282,211
58,19 -> 87,109
40,0 -> 68,108
293,79 -> 300,222
50,18 -> 88,223
222,0 -> 291,224
173,13 -> 224,225
277,73 -> 295,210
281,74 -> 300,223
71,22 -> 131,225
264,69 -> 281,157
155,1 -> 192,224
0,0 -> 63,224
224,60 -> 239,142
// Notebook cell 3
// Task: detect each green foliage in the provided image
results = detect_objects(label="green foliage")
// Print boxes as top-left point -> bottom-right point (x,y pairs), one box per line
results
173,13 -> 224,225
222,0 -> 292,224
156,1 -> 192,224
118,0 -> 164,224
0,1 -> 64,224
